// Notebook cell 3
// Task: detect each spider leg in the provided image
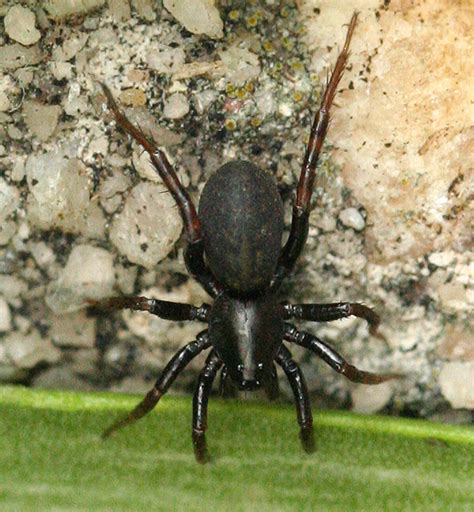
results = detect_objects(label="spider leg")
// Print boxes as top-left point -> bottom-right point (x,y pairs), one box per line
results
264,362 -> 280,401
283,302 -> 381,337
284,323 -> 401,384
102,331 -> 211,438
275,345 -> 315,453
192,350 -> 223,464
99,83 -> 220,297
271,13 -> 358,290
89,296 -> 210,322
219,366 -> 237,398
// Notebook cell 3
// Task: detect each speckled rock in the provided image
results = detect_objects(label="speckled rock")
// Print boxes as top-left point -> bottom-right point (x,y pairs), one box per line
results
164,0 -> 223,39
43,0 -> 106,19
0,43 -> 42,70
98,169 -> 131,214
0,297 -> 12,332
0,275 -> 27,305
23,101 -> 61,141
4,330 -> 61,369
4,6 -> 41,46
46,245 -> 115,313
218,46 -> 261,85
302,1 -> 473,263
25,152 -> 105,238
33,366 -> 96,391
0,178 -> 20,245
49,310 -> 96,348
437,326 -> 474,362
51,33 -> 88,62
108,0 -> 131,21
145,45 -> 186,75
131,0 -> 156,21
109,182 -> 182,269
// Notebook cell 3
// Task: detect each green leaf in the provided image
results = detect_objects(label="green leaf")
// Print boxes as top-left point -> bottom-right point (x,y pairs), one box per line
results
0,385 -> 473,511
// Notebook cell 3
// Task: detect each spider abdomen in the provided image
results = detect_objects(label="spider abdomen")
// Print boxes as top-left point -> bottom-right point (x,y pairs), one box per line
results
199,160 -> 284,294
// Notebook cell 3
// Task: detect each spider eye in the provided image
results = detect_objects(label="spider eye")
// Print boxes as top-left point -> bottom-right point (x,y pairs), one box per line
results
257,363 -> 264,370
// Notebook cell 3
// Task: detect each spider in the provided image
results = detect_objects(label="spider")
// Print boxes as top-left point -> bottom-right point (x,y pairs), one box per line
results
96,13 -> 399,463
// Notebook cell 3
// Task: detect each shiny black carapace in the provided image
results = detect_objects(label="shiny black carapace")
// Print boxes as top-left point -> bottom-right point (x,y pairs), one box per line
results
97,13 -> 398,463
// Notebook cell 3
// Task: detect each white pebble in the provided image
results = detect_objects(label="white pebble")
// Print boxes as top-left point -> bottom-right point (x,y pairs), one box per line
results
193,90 -> 218,114
110,182 -> 182,268
49,311 -> 96,348
46,245 -> 115,313
428,251 -> 455,267
351,381 -> 394,413
439,362 -> 474,409
0,296 -> 12,332
25,152 -> 99,236
0,178 -> 20,223
29,241 -> 56,268
278,102 -> 292,117
145,46 -> 185,74
339,207 -> 365,231
4,330 -> 61,369
255,90 -> 274,117
4,6 -> 41,46
163,92 -> 190,119
164,0 -> 223,39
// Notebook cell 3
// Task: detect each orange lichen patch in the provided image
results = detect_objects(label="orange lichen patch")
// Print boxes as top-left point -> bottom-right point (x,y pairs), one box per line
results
118,88 -> 147,107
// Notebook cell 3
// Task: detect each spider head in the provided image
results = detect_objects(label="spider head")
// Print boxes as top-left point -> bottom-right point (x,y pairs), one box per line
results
208,294 -> 283,392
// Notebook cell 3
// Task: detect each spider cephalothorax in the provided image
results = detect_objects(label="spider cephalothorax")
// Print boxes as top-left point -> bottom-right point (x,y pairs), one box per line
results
97,13 -> 399,464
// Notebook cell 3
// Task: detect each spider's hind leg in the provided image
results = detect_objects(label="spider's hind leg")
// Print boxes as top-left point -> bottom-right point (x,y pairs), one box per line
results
219,366 -> 237,398
102,331 -> 211,438
275,345 -> 315,454
264,363 -> 280,401
284,323 -> 402,384
193,351 -> 223,464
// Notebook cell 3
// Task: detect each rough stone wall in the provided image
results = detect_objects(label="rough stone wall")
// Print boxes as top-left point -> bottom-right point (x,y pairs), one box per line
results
0,0 -> 472,422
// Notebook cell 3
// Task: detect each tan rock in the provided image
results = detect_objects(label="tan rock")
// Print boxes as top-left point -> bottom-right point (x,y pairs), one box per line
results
301,1 -> 473,263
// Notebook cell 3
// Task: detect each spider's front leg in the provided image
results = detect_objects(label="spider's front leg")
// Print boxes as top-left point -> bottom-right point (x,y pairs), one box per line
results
192,350 -> 222,464
275,345 -> 315,453
102,331 -> 211,438
271,13 -> 358,289
100,83 -> 220,297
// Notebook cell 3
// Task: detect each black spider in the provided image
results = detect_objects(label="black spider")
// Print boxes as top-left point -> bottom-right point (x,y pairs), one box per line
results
96,13 -> 399,463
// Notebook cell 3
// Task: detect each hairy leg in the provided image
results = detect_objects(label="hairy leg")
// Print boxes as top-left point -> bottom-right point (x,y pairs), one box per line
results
284,323 -> 401,384
271,13 -> 358,289
102,331 -> 211,438
192,350 -> 222,464
283,301 -> 380,336
275,345 -> 315,453
100,84 -> 220,297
